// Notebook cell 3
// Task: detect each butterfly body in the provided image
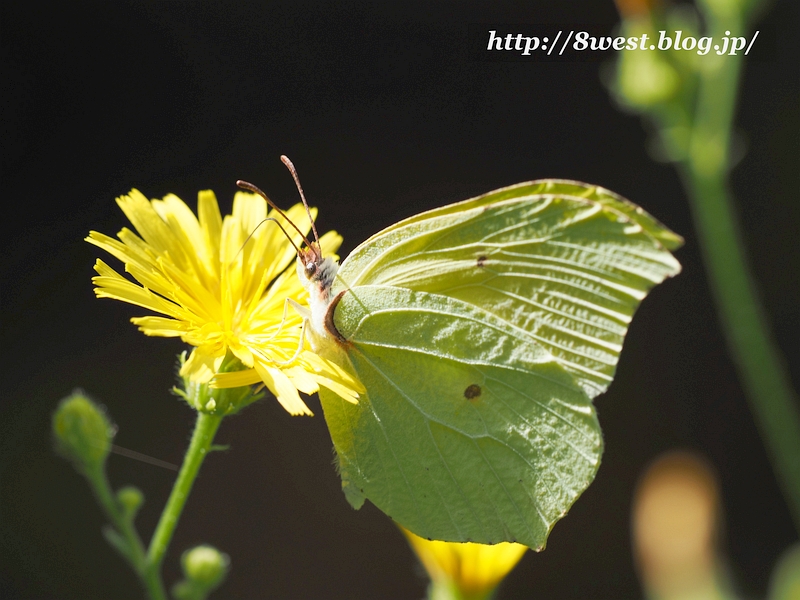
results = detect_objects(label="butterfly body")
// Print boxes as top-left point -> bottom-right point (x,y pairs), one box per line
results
297,248 -> 341,345
295,179 -> 682,548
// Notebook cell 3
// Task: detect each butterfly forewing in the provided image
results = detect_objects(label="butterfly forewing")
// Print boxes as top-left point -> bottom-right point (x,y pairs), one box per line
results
333,182 -> 681,398
371,180 -> 683,250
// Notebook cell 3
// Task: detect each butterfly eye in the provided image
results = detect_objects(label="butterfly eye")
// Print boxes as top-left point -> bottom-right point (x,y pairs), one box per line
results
304,262 -> 317,278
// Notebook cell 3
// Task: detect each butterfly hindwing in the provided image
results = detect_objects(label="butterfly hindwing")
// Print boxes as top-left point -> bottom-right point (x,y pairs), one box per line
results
319,285 -> 601,548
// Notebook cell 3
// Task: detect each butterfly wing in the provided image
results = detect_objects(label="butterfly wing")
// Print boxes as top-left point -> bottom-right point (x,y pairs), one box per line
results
319,180 -> 681,546
376,179 -> 683,250
331,180 -> 682,398
319,285 -> 600,548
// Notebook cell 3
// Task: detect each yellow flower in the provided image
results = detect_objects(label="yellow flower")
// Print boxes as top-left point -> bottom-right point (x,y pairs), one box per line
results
401,527 -> 528,600
86,188 -> 362,416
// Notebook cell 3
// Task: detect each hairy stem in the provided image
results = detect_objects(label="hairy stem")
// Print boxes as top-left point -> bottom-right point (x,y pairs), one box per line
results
86,466 -> 167,600
146,412 -> 223,588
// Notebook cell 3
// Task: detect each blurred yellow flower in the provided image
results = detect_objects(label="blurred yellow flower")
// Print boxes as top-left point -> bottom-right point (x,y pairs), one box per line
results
632,451 -> 735,600
86,188 -> 362,416
401,527 -> 527,600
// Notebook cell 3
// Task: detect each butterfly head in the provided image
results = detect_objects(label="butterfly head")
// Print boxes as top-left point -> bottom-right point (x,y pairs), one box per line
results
238,157 -> 340,325
298,242 -> 338,300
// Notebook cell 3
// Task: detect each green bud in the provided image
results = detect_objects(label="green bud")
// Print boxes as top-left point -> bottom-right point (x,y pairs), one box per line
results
52,391 -> 114,471
117,486 -> 144,521
182,545 -> 229,587
617,42 -> 680,107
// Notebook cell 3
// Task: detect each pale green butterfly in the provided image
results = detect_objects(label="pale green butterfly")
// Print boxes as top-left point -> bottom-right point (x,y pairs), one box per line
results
242,157 -> 682,549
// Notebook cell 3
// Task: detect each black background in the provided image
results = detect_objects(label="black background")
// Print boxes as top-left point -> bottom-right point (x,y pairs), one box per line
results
2,1 -> 798,598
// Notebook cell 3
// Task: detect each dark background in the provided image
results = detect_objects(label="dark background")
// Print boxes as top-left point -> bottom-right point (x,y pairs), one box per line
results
2,1 -> 798,598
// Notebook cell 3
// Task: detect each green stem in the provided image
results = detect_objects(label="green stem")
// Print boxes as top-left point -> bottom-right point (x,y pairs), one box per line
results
146,412 -> 223,590
679,12 -> 800,531
427,580 -> 496,600
86,466 -> 167,600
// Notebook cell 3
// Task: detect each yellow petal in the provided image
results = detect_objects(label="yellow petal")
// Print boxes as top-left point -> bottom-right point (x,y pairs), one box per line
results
401,527 -> 527,596
92,261 -> 186,320
130,316 -> 189,337
318,230 -> 343,258
116,190 -> 191,268
254,362 -> 313,416
314,375 -> 360,405
197,190 -> 223,282
212,368 -> 262,388
232,191 -> 267,236
302,351 -> 365,393
181,348 -> 225,383
284,365 -> 320,396
153,194 -> 205,252
229,341 -> 256,369
86,230 -> 154,274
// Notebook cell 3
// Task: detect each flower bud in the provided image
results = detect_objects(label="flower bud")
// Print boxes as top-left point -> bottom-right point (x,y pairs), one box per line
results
182,545 -> 229,587
52,391 -> 114,472
117,486 -> 144,521
615,27 -> 680,107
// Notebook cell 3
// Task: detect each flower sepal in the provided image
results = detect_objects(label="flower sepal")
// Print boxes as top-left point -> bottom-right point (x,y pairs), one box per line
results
175,352 -> 264,416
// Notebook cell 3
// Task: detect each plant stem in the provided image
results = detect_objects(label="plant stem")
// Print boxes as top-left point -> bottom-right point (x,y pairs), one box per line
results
146,412 -> 223,590
680,12 -> 800,531
428,580 -> 497,600
87,466 -> 167,600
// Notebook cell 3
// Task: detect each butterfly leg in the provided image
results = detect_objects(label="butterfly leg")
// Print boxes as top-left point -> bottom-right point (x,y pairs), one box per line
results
287,297 -> 312,321
256,297 -> 309,347
262,317 -> 308,366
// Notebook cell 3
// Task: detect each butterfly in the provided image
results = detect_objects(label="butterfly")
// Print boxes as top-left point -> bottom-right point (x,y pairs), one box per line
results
242,157 -> 682,548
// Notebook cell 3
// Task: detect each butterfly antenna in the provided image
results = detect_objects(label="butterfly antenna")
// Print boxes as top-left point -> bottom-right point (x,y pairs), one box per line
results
236,180 -> 315,253
235,216 -> 302,263
280,155 -> 322,257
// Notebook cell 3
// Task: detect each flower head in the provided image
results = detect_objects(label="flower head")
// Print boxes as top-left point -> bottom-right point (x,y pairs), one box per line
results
86,188 -> 362,416
401,527 -> 528,600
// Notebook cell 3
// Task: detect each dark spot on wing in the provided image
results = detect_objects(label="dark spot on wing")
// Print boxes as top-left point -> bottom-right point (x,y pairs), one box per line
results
476,255 -> 487,267
464,384 -> 481,400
